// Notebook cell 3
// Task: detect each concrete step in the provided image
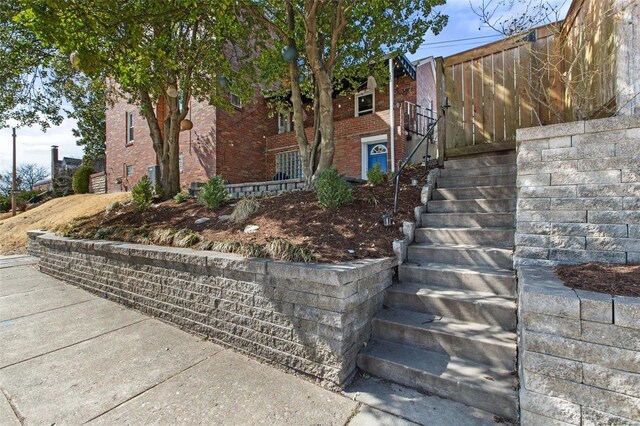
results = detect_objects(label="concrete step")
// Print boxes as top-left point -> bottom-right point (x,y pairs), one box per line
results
357,340 -> 518,420
433,185 -> 517,200
440,164 -> 516,178
398,262 -> 516,296
384,282 -> 517,330
444,153 -> 516,170
408,244 -> 514,269
415,227 -> 515,247
422,212 -> 515,228
373,309 -> 516,370
427,198 -> 516,214
437,174 -> 516,189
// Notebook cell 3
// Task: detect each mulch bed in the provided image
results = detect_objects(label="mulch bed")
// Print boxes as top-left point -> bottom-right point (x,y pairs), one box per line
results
555,263 -> 640,297
66,165 -> 431,263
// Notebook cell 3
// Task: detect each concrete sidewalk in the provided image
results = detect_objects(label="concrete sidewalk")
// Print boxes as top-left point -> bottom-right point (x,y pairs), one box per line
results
0,255 -> 497,425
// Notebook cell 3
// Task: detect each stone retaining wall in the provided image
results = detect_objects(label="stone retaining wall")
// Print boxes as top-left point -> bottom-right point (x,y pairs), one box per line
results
27,231 -> 396,389
518,267 -> 640,424
515,115 -> 640,266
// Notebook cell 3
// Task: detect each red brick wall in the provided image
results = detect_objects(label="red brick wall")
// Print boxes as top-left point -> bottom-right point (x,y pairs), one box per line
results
105,74 -> 416,191
105,98 -> 157,193
266,108 -> 410,180
265,74 -> 416,180
215,95 -> 279,184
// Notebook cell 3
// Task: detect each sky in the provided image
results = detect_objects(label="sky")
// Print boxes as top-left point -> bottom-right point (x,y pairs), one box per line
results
0,0 -> 570,174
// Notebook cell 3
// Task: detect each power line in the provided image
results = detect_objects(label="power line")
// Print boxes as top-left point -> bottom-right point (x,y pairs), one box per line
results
419,34 -> 502,47
415,39 -> 501,51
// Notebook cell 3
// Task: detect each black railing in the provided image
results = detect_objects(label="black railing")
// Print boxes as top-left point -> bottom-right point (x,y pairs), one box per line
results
403,101 -> 436,138
392,114 -> 441,214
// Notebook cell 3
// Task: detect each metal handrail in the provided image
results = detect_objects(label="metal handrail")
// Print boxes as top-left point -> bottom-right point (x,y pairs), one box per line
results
392,115 -> 441,214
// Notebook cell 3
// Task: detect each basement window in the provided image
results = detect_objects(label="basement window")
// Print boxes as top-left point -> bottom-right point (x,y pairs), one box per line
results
275,150 -> 302,180
179,154 -> 184,173
126,111 -> 135,143
356,92 -> 374,117
126,164 -> 133,177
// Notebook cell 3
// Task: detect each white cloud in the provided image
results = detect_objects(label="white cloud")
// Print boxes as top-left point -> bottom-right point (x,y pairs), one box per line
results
0,118 -> 82,174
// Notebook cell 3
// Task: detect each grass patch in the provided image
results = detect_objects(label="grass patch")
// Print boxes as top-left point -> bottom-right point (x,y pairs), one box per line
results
231,197 -> 260,223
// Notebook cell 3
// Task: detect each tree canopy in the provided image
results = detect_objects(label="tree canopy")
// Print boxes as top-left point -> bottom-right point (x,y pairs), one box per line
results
243,0 -> 447,187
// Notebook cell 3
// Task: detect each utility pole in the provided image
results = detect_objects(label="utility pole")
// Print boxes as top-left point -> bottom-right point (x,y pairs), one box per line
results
11,127 -> 17,217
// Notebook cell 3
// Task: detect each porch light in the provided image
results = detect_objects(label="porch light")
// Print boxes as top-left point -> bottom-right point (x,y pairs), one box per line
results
180,119 -> 193,131
166,84 -> 179,98
281,44 -> 299,63
382,213 -> 393,228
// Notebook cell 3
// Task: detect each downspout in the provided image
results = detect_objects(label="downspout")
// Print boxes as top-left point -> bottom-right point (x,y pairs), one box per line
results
389,57 -> 395,172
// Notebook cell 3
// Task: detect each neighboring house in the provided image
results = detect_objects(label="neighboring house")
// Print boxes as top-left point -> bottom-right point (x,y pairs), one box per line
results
104,55 -> 438,192
33,146 -> 83,192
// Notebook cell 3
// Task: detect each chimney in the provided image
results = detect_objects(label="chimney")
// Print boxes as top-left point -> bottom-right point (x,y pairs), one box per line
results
51,145 -> 59,180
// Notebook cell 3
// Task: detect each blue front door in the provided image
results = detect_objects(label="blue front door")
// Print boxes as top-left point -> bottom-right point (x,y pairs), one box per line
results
368,143 -> 388,174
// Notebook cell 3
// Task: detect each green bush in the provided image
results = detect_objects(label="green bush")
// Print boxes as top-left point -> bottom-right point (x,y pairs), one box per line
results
231,197 -> 260,223
0,196 -> 10,212
173,191 -> 189,204
315,167 -> 353,208
72,165 -> 93,194
198,176 -> 229,209
367,163 -> 385,185
131,176 -> 154,211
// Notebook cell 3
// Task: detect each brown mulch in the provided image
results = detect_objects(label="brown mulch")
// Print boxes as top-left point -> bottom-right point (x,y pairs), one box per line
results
66,166 -> 431,263
555,263 -> 640,297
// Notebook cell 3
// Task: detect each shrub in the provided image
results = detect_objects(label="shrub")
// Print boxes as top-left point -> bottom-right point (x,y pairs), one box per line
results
72,165 -> 93,194
172,229 -> 201,247
173,191 -> 189,204
131,176 -> 154,211
231,197 -> 260,223
0,196 -> 10,212
315,167 -> 353,208
367,163 -> 385,185
198,176 -> 229,209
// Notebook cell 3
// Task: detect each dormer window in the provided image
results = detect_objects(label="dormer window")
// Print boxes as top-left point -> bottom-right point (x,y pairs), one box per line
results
356,91 -> 374,117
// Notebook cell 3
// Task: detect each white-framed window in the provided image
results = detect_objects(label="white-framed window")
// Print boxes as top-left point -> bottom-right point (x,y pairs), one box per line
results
230,93 -> 242,108
275,150 -> 302,180
179,154 -> 184,173
126,164 -> 134,177
126,111 -> 135,143
278,111 -> 291,134
355,91 -> 374,117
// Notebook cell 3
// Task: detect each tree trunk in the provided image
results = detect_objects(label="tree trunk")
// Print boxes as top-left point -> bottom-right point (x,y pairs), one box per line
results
311,71 -> 335,183
159,114 -> 181,198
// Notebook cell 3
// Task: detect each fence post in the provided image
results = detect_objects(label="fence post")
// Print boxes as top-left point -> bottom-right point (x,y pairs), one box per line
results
435,57 -> 446,166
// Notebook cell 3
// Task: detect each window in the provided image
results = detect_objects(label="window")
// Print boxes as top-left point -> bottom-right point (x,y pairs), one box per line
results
126,165 -> 133,177
126,111 -> 135,143
278,111 -> 291,134
179,154 -> 184,173
275,151 -> 302,180
356,92 -> 374,116
230,93 -> 242,108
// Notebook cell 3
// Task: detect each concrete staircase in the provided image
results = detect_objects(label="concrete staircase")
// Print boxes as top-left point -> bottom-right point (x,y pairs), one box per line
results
358,152 -> 518,421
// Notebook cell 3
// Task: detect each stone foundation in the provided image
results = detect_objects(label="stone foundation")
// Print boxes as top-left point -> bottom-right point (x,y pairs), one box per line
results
27,231 -> 395,389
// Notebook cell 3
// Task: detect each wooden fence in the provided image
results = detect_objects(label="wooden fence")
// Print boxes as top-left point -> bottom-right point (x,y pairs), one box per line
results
436,24 -> 565,158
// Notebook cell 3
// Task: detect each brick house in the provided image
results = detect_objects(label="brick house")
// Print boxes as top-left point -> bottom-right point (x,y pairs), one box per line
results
104,56 -> 437,193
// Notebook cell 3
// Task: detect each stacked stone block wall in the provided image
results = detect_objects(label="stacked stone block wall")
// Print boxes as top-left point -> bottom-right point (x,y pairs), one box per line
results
515,115 -> 640,266
89,171 -> 106,194
518,267 -> 640,424
27,232 -> 395,389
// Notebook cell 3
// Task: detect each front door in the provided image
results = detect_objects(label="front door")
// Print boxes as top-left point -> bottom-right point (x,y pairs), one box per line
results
367,143 -> 388,175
